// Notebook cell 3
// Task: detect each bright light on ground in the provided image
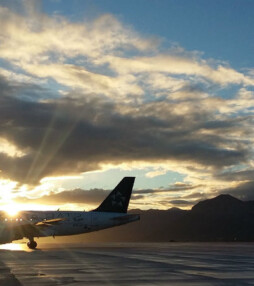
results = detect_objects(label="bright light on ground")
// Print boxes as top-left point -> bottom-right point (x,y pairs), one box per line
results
0,243 -> 30,252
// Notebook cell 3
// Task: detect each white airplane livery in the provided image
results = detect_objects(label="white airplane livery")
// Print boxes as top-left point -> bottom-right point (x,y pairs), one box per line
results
0,177 -> 140,249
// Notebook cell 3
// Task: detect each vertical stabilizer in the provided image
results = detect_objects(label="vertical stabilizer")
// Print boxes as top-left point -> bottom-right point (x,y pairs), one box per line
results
93,177 -> 135,213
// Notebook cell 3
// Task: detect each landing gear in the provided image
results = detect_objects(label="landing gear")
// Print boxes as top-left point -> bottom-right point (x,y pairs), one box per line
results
27,239 -> 37,249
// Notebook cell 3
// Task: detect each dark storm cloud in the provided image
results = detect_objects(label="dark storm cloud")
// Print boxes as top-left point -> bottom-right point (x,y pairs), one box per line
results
0,75 -> 251,185
218,181 -> 254,201
215,169 -> 254,182
202,117 -> 254,138
183,192 -> 207,200
131,194 -> 145,200
0,74 -> 56,101
14,184 -> 200,206
16,188 -> 109,206
203,120 -> 238,130
134,183 -> 200,195
14,189 -> 154,206
169,199 -> 193,205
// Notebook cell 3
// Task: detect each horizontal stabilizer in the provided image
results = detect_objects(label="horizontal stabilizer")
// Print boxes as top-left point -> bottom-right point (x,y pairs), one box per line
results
111,214 -> 140,223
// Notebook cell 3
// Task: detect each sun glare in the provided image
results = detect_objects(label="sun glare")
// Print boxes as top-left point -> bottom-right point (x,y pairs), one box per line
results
2,203 -> 20,217
0,243 -> 30,252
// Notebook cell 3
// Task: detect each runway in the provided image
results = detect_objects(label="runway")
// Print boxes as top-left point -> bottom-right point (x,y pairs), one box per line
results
0,243 -> 254,285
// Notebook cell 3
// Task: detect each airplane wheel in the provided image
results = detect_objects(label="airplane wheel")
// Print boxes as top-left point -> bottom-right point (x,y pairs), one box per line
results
27,240 -> 37,249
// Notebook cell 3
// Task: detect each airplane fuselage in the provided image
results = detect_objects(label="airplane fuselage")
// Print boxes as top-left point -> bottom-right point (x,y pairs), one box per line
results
0,177 -> 139,248
0,210 -> 140,244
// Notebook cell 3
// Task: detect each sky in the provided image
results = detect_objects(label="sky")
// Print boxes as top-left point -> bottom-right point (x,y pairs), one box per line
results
0,0 -> 254,212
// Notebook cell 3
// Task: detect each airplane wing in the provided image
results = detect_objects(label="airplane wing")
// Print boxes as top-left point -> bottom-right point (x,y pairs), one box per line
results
36,218 -> 66,227
4,218 -> 67,242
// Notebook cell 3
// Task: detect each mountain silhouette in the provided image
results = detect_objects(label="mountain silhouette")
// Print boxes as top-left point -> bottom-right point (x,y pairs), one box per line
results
57,194 -> 254,243
192,194 -> 245,214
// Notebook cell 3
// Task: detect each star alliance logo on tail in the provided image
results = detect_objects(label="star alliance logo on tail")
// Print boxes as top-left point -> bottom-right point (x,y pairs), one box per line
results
111,191 -> 126,207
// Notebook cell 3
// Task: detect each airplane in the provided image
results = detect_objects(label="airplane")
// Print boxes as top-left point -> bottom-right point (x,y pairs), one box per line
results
0,177 -> 140,249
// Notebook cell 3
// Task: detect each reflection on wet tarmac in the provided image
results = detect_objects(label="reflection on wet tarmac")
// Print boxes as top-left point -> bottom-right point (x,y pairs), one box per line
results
0,243 -> 32,252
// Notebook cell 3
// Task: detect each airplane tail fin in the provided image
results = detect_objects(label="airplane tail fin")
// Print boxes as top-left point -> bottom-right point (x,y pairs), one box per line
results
93,177 -> 135,213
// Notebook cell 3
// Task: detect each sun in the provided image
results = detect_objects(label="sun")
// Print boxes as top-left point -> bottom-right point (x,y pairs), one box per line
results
2,203 -> 20,217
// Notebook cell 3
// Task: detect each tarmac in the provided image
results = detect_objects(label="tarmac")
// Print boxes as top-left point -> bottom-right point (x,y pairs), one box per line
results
0,242 -> 254,285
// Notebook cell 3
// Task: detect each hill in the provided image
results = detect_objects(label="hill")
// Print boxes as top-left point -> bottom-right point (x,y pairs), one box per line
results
56,194 -> 254,243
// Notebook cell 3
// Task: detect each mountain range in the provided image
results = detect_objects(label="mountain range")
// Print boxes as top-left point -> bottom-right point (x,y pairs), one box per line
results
76,194 -> 254,242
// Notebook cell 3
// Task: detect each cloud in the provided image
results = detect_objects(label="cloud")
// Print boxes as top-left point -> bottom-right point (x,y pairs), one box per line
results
215,169 -> 254,182
0,7 -> 154,64
13,184 -> 199,209
0,137 -> 25,158
134,183 -> 200,195
101,55 -> 254,87
169,199 -> 193,206
21,63 -> 144,98
145,169 -> 167,178
15,188 -> 109,206
0,3 -> 254,209
218,181 -> 254,201
0,4 -> 253,105
183,192 -> 207,200
0,73 -> 251,186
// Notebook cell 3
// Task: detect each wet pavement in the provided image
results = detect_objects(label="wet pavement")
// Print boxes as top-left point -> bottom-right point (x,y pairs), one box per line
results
0,243 -> 254,285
